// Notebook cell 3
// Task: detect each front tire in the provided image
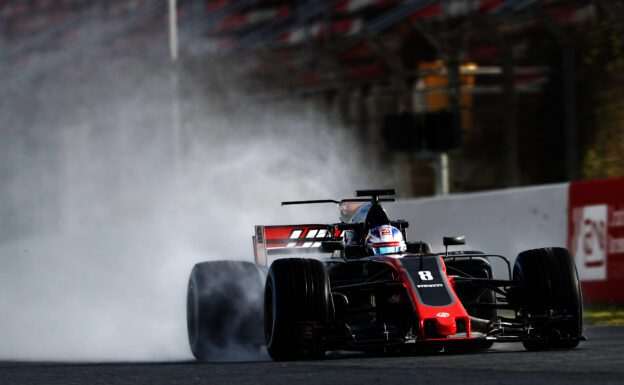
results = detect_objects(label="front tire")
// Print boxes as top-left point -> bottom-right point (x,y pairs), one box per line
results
512,247 -> 583,351
264,258 -> 331,361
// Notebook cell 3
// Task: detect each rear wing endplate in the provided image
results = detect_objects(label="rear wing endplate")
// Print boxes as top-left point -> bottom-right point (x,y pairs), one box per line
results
253,224 -> 343,266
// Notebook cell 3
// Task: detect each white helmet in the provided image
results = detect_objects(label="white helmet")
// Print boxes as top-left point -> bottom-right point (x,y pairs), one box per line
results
365,225 -> 406,255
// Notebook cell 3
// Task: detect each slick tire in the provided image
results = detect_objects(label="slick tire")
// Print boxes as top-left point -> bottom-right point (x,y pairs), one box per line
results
264,258 -> 331,361
512,247 -> 583,351
187,260 -> 266,361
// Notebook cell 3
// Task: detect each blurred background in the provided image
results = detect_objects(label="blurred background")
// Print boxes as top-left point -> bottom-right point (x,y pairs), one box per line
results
2,0 -> 624,240
1,0 -> 623,361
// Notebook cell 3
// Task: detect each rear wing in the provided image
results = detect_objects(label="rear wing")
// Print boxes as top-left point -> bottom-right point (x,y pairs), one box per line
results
253,224 -> 344,266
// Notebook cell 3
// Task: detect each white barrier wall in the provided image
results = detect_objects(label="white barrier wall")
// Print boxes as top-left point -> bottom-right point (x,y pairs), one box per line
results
387,183 -> 570,278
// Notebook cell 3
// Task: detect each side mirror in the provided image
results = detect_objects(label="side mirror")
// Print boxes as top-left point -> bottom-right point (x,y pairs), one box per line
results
443,236 -> 466,246
321,241 -> 346,253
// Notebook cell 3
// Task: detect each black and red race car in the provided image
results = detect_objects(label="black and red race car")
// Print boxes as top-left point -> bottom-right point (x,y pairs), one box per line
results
186,189 -> 585,361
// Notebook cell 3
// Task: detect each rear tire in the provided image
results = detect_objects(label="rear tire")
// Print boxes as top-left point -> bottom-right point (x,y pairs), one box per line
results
187,261 -> 265,360
512,247 -> 582,351
264,258 -> 331,361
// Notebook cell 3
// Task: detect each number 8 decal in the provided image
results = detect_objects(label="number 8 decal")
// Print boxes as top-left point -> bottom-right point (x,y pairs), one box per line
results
418,270 -> 434,281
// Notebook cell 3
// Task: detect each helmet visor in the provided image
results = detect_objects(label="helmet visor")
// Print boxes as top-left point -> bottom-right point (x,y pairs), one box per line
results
371,241 -> 403,255
372,246 -> 403,255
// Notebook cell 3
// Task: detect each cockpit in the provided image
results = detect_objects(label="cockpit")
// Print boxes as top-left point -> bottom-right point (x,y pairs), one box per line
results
344,202 -> 392,247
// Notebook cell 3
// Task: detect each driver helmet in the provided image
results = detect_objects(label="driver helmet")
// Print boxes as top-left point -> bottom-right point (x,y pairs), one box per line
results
365,225 -> 406,255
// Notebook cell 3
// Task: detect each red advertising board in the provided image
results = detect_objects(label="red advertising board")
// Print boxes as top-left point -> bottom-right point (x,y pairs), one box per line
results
568,177 -> 624,303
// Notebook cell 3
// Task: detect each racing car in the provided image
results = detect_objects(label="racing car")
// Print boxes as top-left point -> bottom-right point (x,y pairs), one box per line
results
187,189 -> 584,361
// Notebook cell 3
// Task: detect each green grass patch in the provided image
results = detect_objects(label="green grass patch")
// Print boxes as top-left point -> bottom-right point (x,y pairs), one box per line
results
584,303 -> 624,325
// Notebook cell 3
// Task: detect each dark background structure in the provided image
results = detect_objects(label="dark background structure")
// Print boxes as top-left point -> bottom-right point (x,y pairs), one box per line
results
2,0 -> 623,201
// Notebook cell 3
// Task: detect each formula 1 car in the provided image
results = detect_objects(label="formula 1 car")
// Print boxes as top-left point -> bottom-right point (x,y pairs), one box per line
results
186,189 -> 585,361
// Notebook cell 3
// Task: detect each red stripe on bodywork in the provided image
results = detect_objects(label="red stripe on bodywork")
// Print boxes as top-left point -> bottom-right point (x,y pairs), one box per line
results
382,256 -> 472,339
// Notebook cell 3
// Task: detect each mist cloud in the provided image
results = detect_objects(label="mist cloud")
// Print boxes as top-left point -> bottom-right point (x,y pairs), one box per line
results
0,56 -> 392,361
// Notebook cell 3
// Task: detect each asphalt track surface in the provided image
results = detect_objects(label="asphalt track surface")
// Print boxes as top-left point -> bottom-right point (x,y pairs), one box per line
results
1,325 -> 623,385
